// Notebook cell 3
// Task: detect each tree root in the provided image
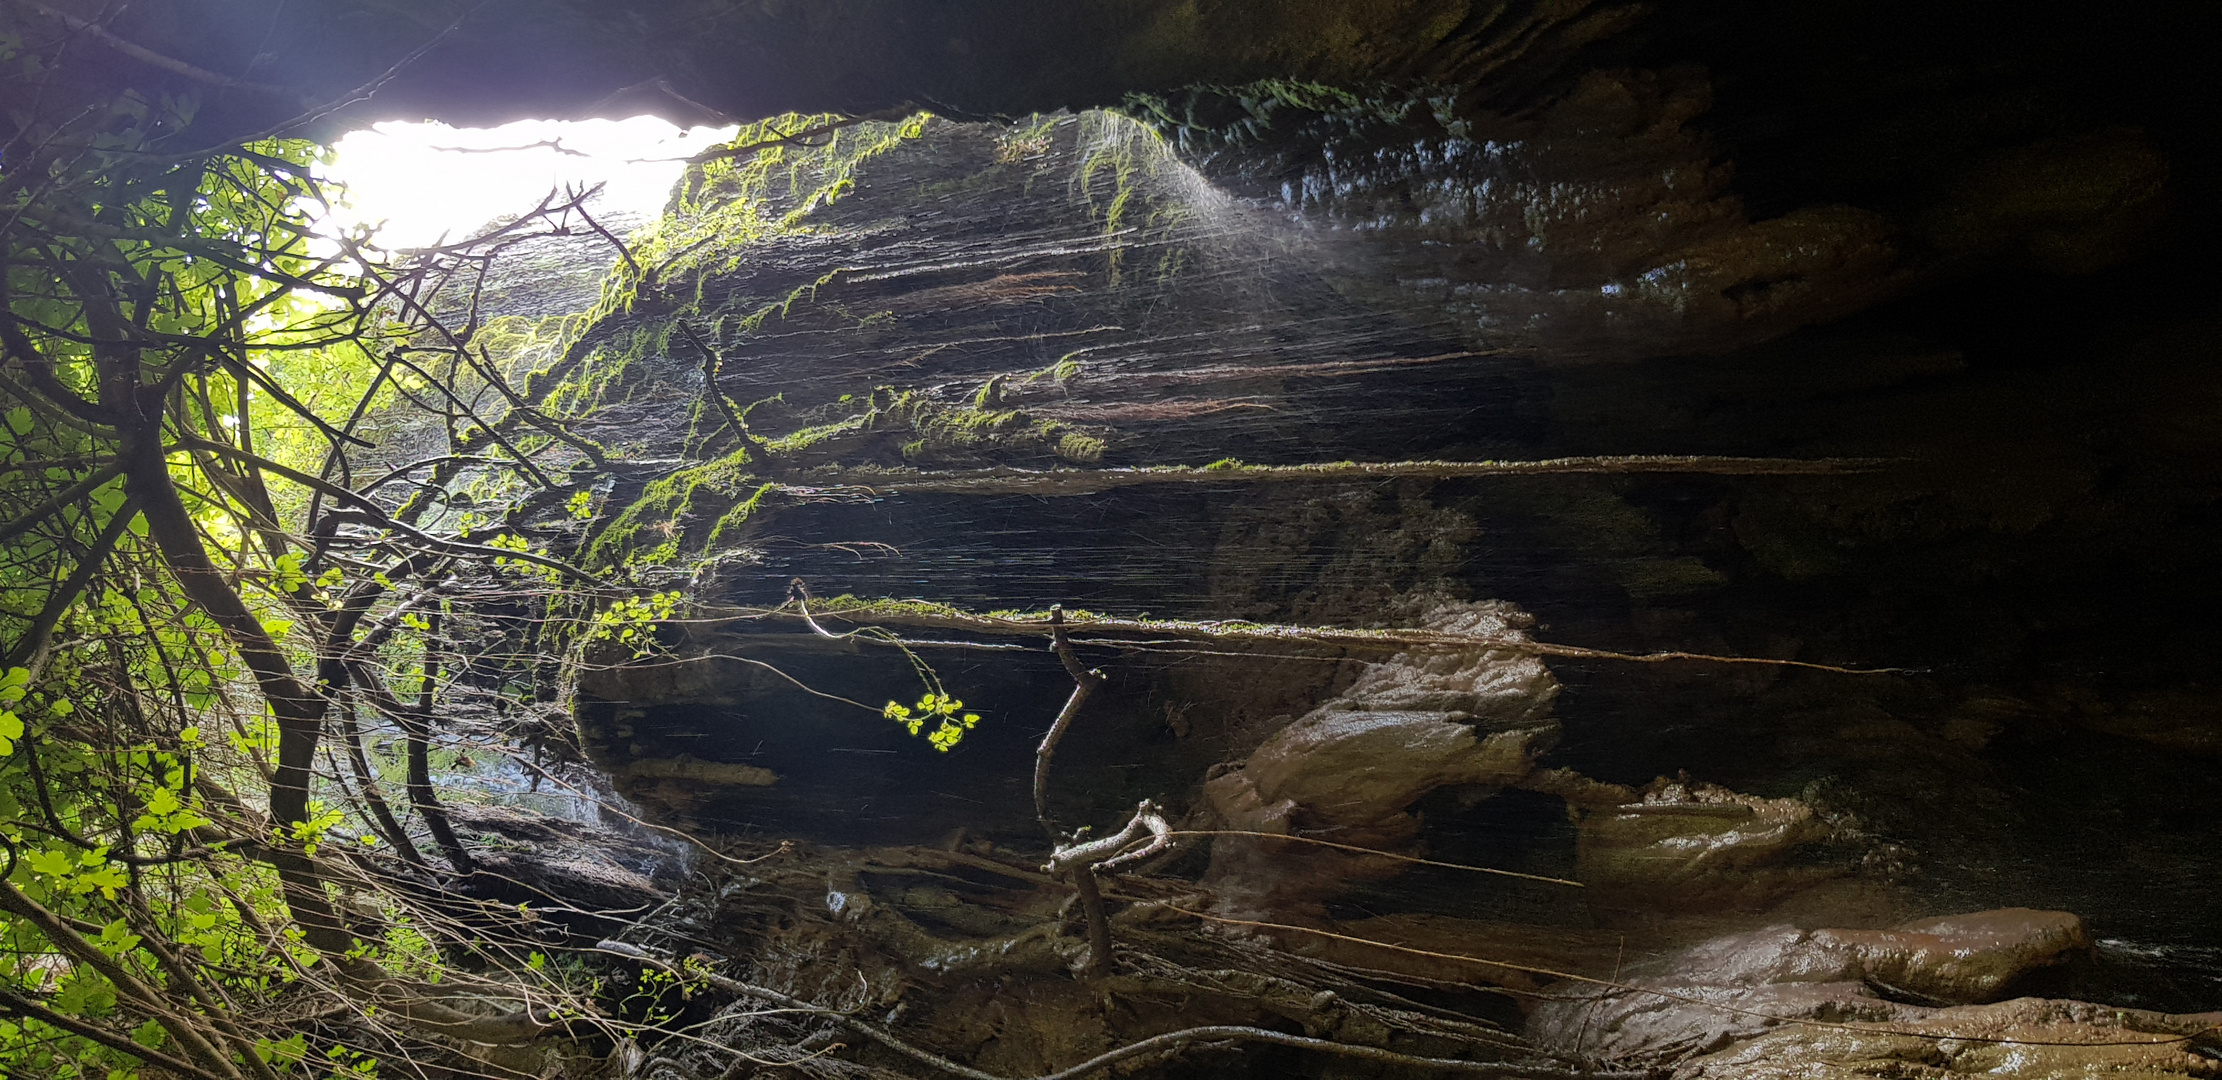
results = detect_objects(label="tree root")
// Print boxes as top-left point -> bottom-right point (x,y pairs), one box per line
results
594,940 -> 1646,1080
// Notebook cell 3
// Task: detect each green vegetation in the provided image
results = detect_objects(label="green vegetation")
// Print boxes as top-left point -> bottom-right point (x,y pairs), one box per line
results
583,445 -> 777,568
1071,111 -> 1199,283
0,26 -> 691,1077
881,693 -> 981,752
627,114 -> 929,298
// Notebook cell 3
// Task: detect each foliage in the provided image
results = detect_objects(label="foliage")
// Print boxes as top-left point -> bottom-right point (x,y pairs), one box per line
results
590,590 -> 682,658
881,693 -> 981,752
0,19 -> 668,1076
645,114 -> 928,279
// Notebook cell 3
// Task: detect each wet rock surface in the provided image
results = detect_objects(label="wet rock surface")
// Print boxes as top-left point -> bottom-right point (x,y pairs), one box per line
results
377,10 -> 2222,1072
524,95 -> 2222,1029
1201,600 -> 1561,918
1526,909 -> 2222,1080
1574,778 -> 1853,913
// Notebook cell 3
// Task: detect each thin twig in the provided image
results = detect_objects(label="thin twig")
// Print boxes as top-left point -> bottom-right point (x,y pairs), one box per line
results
1027,605 -> 1115,975
23,1 -> 315,107
675,319 -> 771,465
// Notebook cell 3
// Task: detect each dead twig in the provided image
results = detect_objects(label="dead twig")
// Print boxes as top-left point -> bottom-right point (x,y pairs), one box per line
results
1029,605 -> 1114,976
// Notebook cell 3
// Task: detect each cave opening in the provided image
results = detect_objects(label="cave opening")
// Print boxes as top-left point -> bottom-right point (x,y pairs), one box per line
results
3,2 -> 2220,1076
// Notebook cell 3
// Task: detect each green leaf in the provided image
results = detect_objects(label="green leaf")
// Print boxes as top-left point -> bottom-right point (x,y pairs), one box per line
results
274,552 -> 307,592
143,786 -> 182,815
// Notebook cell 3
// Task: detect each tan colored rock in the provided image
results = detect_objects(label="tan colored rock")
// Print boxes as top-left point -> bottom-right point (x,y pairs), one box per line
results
1528,909 -> 2100,1063
1330,601 -> 1561,728
1295,912 -> 1627,994
1242,709 -> 1541,822
1680,998 -> 2221,1080
1200,601 -> 1561,917
1845,909 -> 2090,1003
1520,766 -> 1641,809
1576,778 -> 1844,911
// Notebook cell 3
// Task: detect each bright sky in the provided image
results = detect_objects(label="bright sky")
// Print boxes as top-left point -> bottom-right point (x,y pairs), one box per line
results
317,116 -> 739,250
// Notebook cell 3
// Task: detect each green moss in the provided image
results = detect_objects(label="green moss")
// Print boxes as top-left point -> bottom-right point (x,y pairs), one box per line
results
1054,431 -> 1106,464
810,595 -> 976,621
628,113 -> 931,296
544,322 -> 672,423
473,313 -> 586,378
1122,78 -> 1444,158
1070,111 -> 1198,284
1025,356 -> 1083,385
705,482 -> 781,549
1205,456 -> 1245,470
996,116 -> 1060,165
972,374 -> 1010,408
871,389 -> 1111,466
584,446 -> 763,568
767,412 -> 873,454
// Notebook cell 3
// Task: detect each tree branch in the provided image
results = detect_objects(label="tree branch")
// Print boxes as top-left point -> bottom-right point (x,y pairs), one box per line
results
0,458 -> 122,546
0,985 -> 231,1080
22,0 -> 316,107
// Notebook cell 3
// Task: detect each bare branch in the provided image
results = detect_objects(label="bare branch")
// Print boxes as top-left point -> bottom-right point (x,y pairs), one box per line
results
20,0 -> 315,107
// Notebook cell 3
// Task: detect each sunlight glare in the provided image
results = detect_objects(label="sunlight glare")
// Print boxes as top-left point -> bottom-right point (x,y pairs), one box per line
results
317,116 -> 739,250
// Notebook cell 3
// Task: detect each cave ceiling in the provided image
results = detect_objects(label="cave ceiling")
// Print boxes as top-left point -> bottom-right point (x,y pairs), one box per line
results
16,0 -> 2214,306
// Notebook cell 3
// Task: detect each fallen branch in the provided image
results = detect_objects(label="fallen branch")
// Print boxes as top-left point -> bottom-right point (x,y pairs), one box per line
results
1165,830 -> 1581,887
1032,605 -> 1107,825
24,1 -> 316,107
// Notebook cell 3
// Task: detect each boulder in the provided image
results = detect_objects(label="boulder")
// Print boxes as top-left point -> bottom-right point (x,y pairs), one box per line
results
1528,908 -> 2097,1062
1201,601 -> 1560,918
1576,778 -> 1847,911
